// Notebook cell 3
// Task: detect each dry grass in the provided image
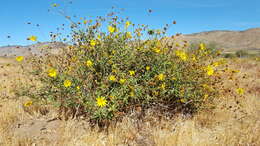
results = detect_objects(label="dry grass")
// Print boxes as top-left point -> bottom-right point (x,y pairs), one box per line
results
0,57 -> 259,146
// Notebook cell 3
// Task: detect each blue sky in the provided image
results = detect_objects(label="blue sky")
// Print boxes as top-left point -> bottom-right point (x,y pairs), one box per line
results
0,0 -> 259,46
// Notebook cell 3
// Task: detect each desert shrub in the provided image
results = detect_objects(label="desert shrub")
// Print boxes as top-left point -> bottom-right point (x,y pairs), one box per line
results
235,50 -> 249,58
224,53 -> 236,58
17,12 -> 227,126
189,41 -> 220,53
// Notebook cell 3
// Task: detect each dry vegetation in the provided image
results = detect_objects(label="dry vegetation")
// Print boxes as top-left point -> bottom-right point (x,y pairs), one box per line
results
0,57 -> 259,146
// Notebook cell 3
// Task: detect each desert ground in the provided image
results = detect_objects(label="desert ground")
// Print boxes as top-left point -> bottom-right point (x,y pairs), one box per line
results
0,55 -> 259,146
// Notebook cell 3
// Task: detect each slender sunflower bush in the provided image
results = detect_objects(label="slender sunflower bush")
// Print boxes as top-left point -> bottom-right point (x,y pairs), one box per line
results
18,12 -> 228,125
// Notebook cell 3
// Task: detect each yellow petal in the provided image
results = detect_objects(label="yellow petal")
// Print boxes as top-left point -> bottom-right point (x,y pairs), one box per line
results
27,36 -> 37,41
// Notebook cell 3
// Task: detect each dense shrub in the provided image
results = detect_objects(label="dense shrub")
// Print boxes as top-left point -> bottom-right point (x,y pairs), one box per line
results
189,41 -> 221,53
224,53 -> 236,58
17,12 -> 228,126
235,50 -> 249,58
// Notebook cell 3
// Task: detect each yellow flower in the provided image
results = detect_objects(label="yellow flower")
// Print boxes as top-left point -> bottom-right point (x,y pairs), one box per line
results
86,60 -> 93,67
219,58 -> 227,64
129,70 -> 135,76
90,40 -> 96,47
16,56 -> 24,62
199,43 -> 206,50
27,35 -> 37,41
202,84 -> 209,89
231,70 -> 240,73
65,66 -> 73,74
97,34 -> 101,39
175,50 -> 187,61
153,91 -> 159,96
137,31 -> 141,37
130,92 -> 135,97
112,50 -> 116,54
24,101 -> 33,107
76,86 -> 80,90
146,66 -> 151,71
156,30 -> 161,35
108,75 -> 117,82
204,94 -> 209,101
48,68 -> 57,78
96,96 -> 107,107
112,69 -> 118,73
213,62 -> 219,67
126,32 -> 132,39
160,83 -> 166,90
125,21 -> 131,28
71,56 -> 78,62
108,60 -> 113,64
206,65 -> 214,76
236,88 -> 244,95
64,80 -> 72,88
52,3 -> 58,7
180,98 -> 187,103
108,26 -> 115,33
119,78 -> 126,84
157,73 -> 165,81
192,55 -> 196,61
164,47 -> 169,52
153,48 -> 161,53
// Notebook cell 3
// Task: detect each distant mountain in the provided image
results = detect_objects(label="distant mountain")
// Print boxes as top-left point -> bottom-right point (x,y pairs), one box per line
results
1,28 -> 260,56
0,42 -> 66,57
183,28 -> 260,51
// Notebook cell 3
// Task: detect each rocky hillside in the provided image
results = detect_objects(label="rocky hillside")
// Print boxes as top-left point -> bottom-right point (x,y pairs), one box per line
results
183,28 -> 260,51
1,28 -> 260,56
0,42 -> 66,57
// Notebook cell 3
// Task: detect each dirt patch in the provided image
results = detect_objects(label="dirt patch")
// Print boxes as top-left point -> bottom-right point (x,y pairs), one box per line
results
13,119 -> 61,142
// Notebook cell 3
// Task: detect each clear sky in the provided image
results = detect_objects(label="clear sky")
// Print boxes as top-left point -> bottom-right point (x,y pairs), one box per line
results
0,0 -> 259,46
